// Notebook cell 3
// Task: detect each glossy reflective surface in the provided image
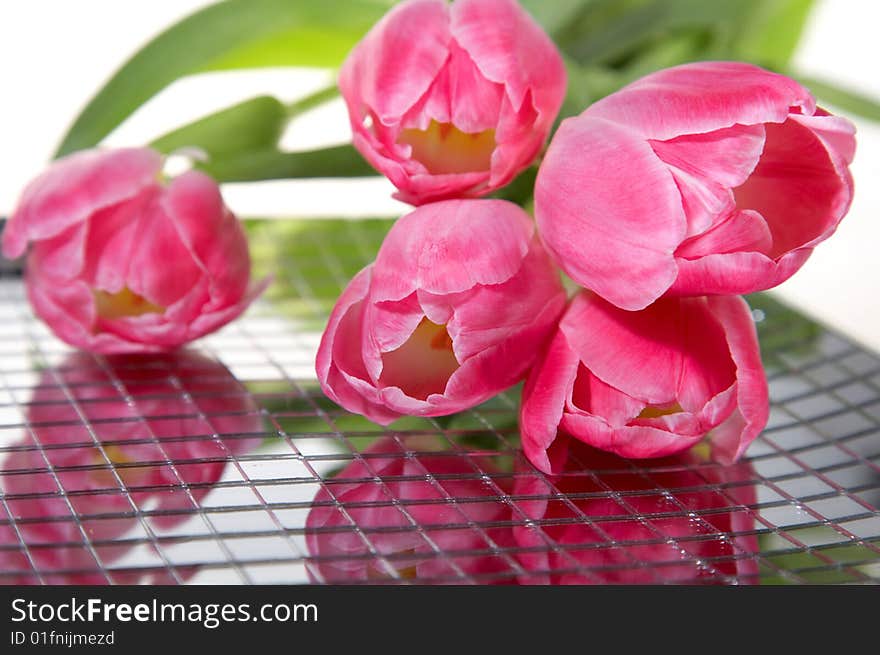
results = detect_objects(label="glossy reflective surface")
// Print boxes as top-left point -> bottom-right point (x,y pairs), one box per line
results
1,218 -> 879,584
510,443 -> 759,584
1,351 -> 263,583
304,438 -> 760,584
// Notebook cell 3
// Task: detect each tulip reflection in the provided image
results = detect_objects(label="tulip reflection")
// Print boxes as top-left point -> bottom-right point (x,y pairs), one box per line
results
306,436 -> 514,583
513,442 -> 759,584
0,351 -> 262,584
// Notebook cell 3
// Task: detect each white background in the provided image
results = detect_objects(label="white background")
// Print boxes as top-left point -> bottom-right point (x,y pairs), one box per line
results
1,0 -> 878,349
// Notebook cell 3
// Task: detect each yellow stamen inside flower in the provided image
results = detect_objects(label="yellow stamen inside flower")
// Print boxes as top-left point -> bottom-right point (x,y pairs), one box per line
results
398,120 -> 496,174
93,287 -> 164,320
379,318 -> 460,400
637,402 -> 684,420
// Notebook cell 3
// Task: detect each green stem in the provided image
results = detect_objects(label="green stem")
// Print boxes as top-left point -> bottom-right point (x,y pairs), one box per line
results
285,83 -> 340,119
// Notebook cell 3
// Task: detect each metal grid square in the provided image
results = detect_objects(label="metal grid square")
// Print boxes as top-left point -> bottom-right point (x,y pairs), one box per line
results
0,217 -> 878,585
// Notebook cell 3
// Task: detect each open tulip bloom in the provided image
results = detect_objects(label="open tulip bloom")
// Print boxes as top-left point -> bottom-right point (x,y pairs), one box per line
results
520,291 -> 769,474
339,0 -> 566,205
1,147 -> 267,353
316,199 -> 567,424
536,61 -> 856,311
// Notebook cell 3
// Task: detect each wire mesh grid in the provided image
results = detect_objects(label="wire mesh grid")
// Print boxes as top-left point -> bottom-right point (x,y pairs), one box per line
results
0,217 -> 878,585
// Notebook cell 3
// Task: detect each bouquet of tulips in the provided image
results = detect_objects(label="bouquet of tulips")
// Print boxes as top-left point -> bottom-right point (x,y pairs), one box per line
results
0,0 -> 858,473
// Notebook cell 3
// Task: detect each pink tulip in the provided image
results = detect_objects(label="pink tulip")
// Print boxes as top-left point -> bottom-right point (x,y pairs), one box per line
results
339,0 -> 566,205
1,147 -> 268,353
520,291 -> 769,473
513,442 -> 759,584
305,436 -> 514,583
316,199 -> 566,424
535,62 -> 856,310
0,351 -> 262,584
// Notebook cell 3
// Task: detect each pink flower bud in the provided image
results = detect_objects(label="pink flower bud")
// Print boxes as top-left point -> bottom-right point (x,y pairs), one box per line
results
340,0 -> 566,205
2,147 -> 268,353
316,199 -> 567,424
536,62 -> 856,310
520,292 -> 769,473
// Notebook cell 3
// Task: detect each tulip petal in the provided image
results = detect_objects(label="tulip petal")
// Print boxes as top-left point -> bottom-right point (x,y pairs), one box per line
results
370,237 -> 564,416
2,148 -> 163,259
561,412 -> 705,460
415,41 -> 505,133
650,123 -> 765,236
733,115 -> 853,258
160,171 -> 252,308
391,169 -> 491,205
651,123 -> 766,189
560,293 -> 684,405
568,369 -> 645,428
664,166 -> 736,239
442,288 -> 564,404
676,299 -> 738,413
796,110 -> 857,165
490,91 -> 544,187
29,222 -> 90,282
588,61 -> 815,141
520,329 -> 580,474
536,116 -> 685,311
450,0 -> 565,117
370,199 -> 533,301
185,277 -> 271,340
25,270 -> 165,353
628,383 -> 736,442
706,296 -> 769,461
126,193 -> 202,308
670,247 -> 813,296
676,209 -> 773,259
363,293 -> 427,383
79,190 -> 154,291
339,0 -> 451,127
316,267 -> 402,426
444,237 -> 564,361
25,272 -> 96,347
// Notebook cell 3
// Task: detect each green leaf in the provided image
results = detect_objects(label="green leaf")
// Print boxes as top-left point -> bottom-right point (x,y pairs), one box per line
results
796,76 -> 880,123
55,0 -> 388,157
559,32 -> 705,120
552,0 -> 819,124
729,0 -> 815,69
554,0 -> 814,71
150,96 -> 288,158
517,0 -> 594,37
554,0 -> 732,66
198,145 -> 375,183
146,86 -> 368,181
